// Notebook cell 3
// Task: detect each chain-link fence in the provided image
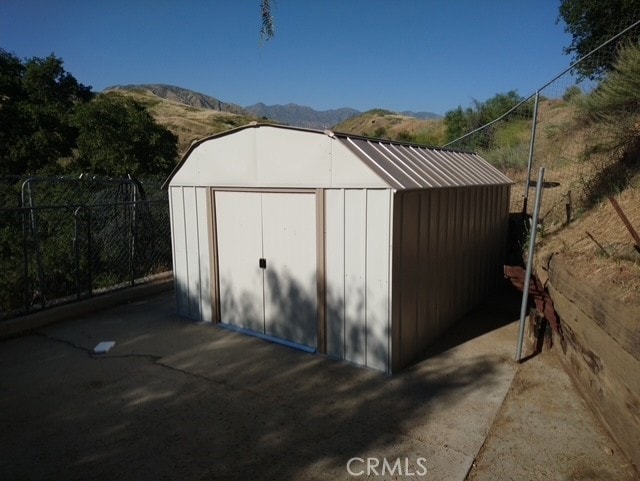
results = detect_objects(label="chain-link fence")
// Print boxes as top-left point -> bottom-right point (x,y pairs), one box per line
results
444,16 -> 640,234
0,176 -> 171,321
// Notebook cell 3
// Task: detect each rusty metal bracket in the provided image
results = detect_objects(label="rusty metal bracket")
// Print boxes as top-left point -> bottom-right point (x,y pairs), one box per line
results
505,265 -> 561,336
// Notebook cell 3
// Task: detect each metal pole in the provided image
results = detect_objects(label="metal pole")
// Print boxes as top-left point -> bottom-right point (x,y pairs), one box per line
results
516,167 -> 545,362
73,207 -> 81,300
523,91 -> 540,214
21,207 -> 29,313
87,207 -> 93,296
130,183 -> 137,286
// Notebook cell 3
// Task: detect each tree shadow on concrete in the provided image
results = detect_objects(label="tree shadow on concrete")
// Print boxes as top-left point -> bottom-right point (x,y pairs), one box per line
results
0,277 -> 517,481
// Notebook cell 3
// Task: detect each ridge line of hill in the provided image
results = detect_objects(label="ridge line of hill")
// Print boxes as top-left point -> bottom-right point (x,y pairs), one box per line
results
104,83 -> 442,130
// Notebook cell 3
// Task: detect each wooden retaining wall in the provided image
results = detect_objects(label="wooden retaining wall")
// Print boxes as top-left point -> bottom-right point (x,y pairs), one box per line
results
547,256 -> 640,469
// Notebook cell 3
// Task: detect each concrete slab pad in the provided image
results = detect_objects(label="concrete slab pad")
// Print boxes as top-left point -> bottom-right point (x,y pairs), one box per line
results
1,285 -> 634,480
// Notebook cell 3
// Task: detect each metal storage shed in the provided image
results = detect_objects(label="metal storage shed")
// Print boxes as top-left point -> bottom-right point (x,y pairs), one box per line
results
165,123 -> 512,373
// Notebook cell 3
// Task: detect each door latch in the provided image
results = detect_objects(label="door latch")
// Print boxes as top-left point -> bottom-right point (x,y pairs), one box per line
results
259,258 -> 267,269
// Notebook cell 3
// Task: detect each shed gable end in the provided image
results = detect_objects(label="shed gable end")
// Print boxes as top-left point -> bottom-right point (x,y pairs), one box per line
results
168,126 -> 391,189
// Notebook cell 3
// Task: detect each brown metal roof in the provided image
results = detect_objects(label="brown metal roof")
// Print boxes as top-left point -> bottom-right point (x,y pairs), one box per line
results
334,134 -> 513,190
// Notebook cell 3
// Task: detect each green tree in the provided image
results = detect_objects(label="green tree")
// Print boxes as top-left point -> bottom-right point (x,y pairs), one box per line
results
72,93 -> 178,176
558,0 -> 640,80
443,91 -> 528,144
443,106 -> 470,143
476,90 -> 529,125
0,50 -> 93,175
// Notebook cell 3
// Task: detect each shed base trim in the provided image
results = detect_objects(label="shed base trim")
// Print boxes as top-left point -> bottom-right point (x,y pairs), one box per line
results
217,323 -> 317,354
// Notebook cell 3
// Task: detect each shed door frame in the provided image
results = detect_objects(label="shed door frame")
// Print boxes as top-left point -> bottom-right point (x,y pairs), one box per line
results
210,187 -> 327,354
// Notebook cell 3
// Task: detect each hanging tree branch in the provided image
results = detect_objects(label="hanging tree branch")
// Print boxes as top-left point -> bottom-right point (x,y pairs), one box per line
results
260,0 -> 275,42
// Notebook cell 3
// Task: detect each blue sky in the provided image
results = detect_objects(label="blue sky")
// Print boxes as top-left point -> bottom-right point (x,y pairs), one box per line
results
1,1 -> 573,115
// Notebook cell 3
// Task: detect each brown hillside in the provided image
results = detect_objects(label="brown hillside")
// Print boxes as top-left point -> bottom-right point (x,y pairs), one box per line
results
333,110 -> 446,146
103,88 -> 259,156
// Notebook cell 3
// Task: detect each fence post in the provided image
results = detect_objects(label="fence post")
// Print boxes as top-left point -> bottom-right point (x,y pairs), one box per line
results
87,206 -> 93,296
73,206 -> 82,300
21,180 -> 47,308
129,183 -> 137,287
516,167 -> 545,362
21,207 -> 30,313
523,91 -> 540,215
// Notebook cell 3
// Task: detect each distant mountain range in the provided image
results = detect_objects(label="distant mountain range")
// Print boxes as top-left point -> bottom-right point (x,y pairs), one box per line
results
399,111 -> 443,120
105,84 -> 246,115
105,84 -> 441,129
244,102 -> 361,129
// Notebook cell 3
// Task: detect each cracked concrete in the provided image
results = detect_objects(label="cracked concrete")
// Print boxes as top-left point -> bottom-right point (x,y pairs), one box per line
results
0,286 -> 635,480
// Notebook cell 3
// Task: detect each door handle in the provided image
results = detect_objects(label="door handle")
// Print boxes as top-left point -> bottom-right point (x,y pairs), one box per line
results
259,258 -> 267,269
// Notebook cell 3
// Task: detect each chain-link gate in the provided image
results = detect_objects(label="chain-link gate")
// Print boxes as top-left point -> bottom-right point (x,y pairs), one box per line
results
0,176 -> 171,320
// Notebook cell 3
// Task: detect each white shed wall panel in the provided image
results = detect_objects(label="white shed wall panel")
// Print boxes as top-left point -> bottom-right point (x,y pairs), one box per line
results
256,127 -> 331,187
169,187 -> 188,315
171,129 -> 258,186
364,190 -> 392,372
169,186 -> 212,321
325,188 -> 391,371
330,141 -> 388,188
325,190 -> 345,359
344,189 -> 367,366
195,187 -> 213,321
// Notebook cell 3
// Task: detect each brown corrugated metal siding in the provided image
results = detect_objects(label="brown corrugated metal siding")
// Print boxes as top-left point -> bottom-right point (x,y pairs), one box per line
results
390,184 -> 511,370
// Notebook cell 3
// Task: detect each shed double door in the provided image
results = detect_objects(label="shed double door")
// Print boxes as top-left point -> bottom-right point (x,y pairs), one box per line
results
215,191 -> 317,348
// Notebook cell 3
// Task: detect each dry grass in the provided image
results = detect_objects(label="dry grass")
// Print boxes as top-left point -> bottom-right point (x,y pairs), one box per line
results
537,175 -> 640,305
504,99 -> 640,306
334,112 -> 446,145
507,99 -> 626,232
